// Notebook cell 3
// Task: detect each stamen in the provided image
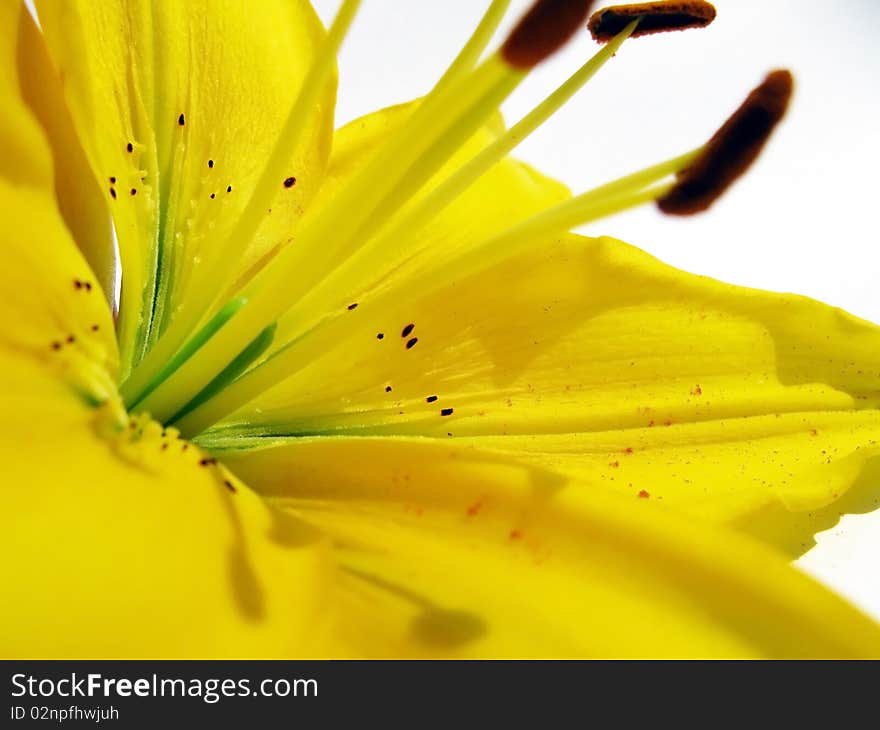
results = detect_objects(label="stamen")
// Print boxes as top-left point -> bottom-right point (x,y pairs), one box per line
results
132,1 -> 592,422
339,21 -> 637,286
253,23 -> 637,352
433,0 -> 513,93
588,1 -> 716,41
132,59 -> 522,420
134,56 -> 518,422
174,151 -> 699,437
502,0 -> 597,69
272,3 -> 624,310
658,69 -> 793,215
131,0 -> 734,431
428,179 -> 676,288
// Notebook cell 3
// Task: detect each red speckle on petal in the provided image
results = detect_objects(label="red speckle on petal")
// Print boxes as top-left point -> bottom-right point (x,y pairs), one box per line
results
466,498 -> 485,517
509,529 -> 523,541
638,490 -> 651,499
609,460 -> 620,468
623,447 -> 634,455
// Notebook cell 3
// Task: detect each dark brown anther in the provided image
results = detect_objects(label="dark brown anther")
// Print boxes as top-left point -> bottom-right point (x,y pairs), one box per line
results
223,480 -> 237,493
502,0 -> 596,69
588,1 -> 716,41
126,142 -> 133,153
178,113 -> 186,126
283,176 -> 296,188
658,69 -> 793,215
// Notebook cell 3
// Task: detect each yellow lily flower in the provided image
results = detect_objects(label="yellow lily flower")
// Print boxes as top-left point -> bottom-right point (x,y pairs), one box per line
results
2,0 -> 879,658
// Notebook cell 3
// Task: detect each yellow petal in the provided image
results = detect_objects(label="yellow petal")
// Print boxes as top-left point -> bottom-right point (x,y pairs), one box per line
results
15,6 -> 115,303
0,180 -> 329,658
210,234 -> 880,554
0,191 -> 329,659
0,2 -> 117,393
223,436 -> 880,658
34,0 -> 336,372
0,11 -> 330,655
0,182 -> 330,658
0,2 -> 52,188
0,358 -> 331,658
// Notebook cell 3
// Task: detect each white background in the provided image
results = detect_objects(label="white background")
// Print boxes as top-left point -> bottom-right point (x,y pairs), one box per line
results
311,0 -> 880,620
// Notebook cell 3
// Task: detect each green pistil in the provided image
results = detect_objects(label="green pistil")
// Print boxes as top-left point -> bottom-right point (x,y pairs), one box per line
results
123,296 -> 248,410
167,322 -> 277,425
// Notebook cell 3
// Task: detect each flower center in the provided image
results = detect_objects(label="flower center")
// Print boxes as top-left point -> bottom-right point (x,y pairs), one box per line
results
109,1 -> 789,440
